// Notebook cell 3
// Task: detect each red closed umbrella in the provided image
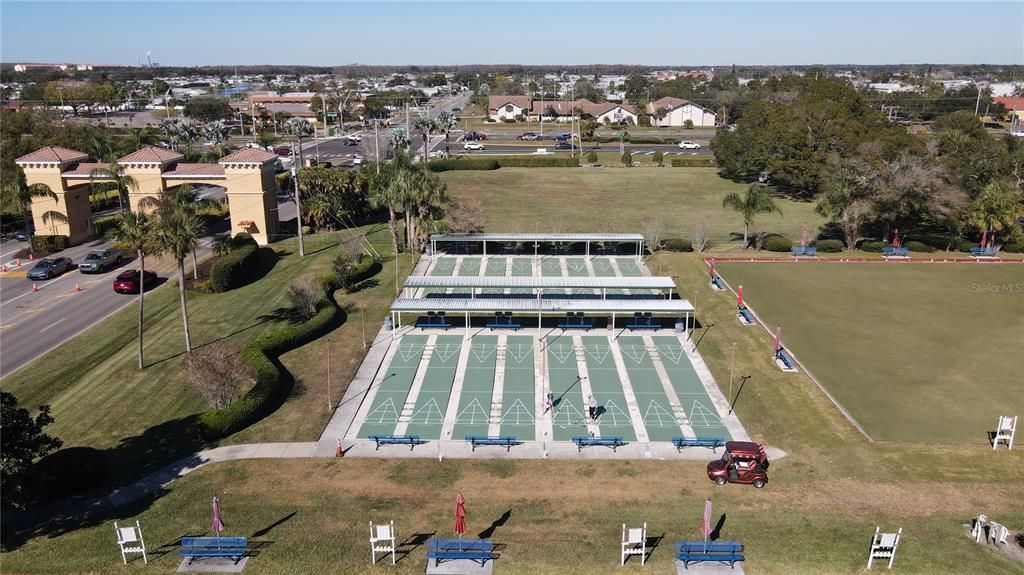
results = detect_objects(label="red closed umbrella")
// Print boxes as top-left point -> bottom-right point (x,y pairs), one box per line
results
737,285 -> 744,309
980,229 -> 988,249
708,259 -> 716,279
212,496 -> 225,536
800,228 -> 810,248
774,326 -> 782,358
701,497 -> 713,549
891,229 -> 901,248
454,492 -> 467,538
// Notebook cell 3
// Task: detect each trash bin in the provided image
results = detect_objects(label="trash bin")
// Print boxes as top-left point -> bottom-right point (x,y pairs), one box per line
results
384,317 -> 394,331
675,321 -> 685,334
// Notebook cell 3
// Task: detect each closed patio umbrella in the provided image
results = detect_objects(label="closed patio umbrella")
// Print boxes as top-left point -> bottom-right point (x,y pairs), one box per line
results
980,229 -> 988,249
774,326 -> 782,359
454,492 -> 467,539
891,229 -> 901,248
737,285 -> 744,309
701,497 -> 713,550
212,496 -> 225,536
800,228 -> 809,248
708,259 -> 716,279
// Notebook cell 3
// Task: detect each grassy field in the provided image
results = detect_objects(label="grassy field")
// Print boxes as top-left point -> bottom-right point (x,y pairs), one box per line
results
3,253 -> 1023,574
441,167 -> 825,246
713,262 -> 1024,443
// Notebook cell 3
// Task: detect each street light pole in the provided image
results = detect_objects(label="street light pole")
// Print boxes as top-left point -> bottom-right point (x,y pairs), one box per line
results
291,151 -> 305,257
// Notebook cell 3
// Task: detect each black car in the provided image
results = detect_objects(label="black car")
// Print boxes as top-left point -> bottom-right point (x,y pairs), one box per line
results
342,137 -> 359,146
14,229 -> 32,241
27,257 -> 74,280
553,142 -> 573,150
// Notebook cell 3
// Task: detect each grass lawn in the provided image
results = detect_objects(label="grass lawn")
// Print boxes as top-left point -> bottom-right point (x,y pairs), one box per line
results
714,262 -> 1024,443
441,167 -> 825,247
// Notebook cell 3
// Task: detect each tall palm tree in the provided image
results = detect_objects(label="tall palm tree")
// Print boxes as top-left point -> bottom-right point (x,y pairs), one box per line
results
109,211 -> 156,369
167,184 -> 215,278
412,116 -> 437,165
435,111 -> 458,157
155,207 -> 203,355
89,162 -> 137,213
286,118 -> 314,164
202,120 -> 230,155
721,183 -> 783,248
413,169 -> 449,249
367,150 -> 412,257
968,179 -> 1022,245
161,117 -> 183,150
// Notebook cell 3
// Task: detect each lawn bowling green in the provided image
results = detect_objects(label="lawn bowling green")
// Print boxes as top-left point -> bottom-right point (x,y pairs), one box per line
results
346,233 -> 747,456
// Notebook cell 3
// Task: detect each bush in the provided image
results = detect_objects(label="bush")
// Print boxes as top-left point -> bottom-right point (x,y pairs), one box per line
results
860,240 -> 886,252
1002,242 -> 1024,253
764,237 -> 793,252
664,238 -> 693,252
652,151 -> 664,166
30,235 -> 70,253
209,237 -> 260,293
32,447 -> 108,499
812,239 -> 843,253
426,158 -> 500,172
621,151 -> 633,166
904,240 -> 934,253
958,242 -> 980,253
586,151 -> 598,164
496,156 -> 579,168
684,119 -> 694,129
670,157 -> 717,167
92,216 -> 120,238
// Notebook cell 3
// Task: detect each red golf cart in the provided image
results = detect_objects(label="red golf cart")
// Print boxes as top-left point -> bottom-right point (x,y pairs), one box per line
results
707,441 -> 770,488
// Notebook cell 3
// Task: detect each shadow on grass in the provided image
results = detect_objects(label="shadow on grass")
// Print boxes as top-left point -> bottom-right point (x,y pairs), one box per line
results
477,510 -> 511,539
395,531 -> 435,564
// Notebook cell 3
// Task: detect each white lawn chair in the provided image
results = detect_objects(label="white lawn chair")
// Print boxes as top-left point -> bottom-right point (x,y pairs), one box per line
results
867,526 -> 901,570
369,520 -> 396,565
993,416 -> 1017,450
114,520 -> 147,564
620,522 -> 646,566
971,514 -> 988,543
988,522 -> 1009,545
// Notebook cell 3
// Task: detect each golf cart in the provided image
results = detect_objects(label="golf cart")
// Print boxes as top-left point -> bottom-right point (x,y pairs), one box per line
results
707,441 -> 769,488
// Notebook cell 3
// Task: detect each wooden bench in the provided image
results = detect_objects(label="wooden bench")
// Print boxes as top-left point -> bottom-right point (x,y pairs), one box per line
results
368,435 -> 422,450
426,538 -> 495,566
179,537 -> 248,564
465,435 -> 519,452
573,436 -> 626,452
672,437 -> 725,452
675,540 -> 744,569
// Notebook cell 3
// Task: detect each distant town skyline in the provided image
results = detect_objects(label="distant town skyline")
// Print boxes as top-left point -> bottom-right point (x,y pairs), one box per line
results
2,1 -> 1022,67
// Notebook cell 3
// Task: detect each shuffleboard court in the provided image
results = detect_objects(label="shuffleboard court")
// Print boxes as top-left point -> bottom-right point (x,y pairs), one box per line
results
500,335 -> 536,440
652,336 -> 730,439
565,257 -> 598,295
617,336 -> 692,441
509,258 -> 533,295
546,336 -> 589,441
358,335 -> 429,438
615,257 -> 655,295
458,257 -> 481,276
540,257 -> 563,277
423,257 -> 457,296
580,336 -> 637,441
481,258 -> 508,295
451,335 -> 498,439
592,257 -> 624,295
404,335 -> 465,439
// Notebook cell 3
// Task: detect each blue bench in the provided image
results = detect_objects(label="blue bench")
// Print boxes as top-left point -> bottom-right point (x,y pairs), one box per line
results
416,312 -> 452,329
776,349 -> 795,370
559,313 -> 593,330
882,246 -> 909,257
179,537 -> 248,564
368,435 -> 422,450
465,435 -> 519,452
573,436 -> 626,452
790,246 -> 817,257
486,312 -> 522,331
970,246 -> 998,257
672,437 -> 726,452
710,276 -> 725,290
626,312 -> 659,330
675,540 -> 744,569
737,308 -> 754,324
427,538 -> 495,566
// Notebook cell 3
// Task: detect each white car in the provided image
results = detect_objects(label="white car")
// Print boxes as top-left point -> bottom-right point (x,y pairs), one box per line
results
464,141 -> 485,151
679,141 -> 701,150
1010,131 -> 1024,138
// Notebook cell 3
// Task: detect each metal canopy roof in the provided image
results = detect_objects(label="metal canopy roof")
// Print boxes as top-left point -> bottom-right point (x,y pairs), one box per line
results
390,298 -> 694,314
429,233 -> 644,243
404,276 -> 675,290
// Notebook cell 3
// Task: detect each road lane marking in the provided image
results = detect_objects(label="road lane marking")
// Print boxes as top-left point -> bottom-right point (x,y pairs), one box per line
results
39,318 -> 68,333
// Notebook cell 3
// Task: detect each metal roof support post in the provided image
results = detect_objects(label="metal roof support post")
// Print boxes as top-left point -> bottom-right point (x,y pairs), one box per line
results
483,240 -> 487,258
586,241 -> 590,258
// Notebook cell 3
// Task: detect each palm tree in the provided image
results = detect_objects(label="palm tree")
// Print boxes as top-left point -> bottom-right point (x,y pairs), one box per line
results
286,118 -> 314,164
167,184 -> 215,278
413,170 -> 449,249
435,111 -> 458,157
89,162 -> 138,213
721,184 -> 783,248
0,179 -> 56,255
109,211 -> 156,369
968,179 -> 1022,246
155,207 -> 203,355
367,150 -> 411,257
177,122 -> 200,155
161,117 -> 183,150
412,116 -> 437,165
202,120 -> 230,155
211,234 -> 234,257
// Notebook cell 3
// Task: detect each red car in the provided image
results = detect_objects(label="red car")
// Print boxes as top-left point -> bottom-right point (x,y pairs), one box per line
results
463,131 -> 487,141
113,269 -> 158,294
707,441 -> 770,488
517,132 -> 539,141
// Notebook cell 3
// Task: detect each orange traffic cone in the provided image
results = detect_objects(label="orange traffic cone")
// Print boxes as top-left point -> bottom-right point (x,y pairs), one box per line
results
75,283 -> 82,292
14,259 -> 21,267
28,253 -> 34,261
32,283 -> 39,292
1,264 -> 7,272
335,438 -> 343,458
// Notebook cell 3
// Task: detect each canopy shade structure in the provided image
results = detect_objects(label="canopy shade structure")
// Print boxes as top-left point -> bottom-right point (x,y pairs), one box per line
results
404,275 -> 675,289
429,233 -> 645,257
390,298 -> 694,314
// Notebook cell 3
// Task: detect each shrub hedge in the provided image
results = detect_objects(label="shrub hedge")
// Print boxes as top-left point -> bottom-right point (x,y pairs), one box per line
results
812,239 -> 844,253
209,233 -> 260,293
427,156 -> 579,171
860,240 -> 886,252
764,237 -> 793,252
904,240 -> 934,253
663,238 -> 693,252
671,157 -> 717,167
426,158 -> 500,172
93,216 -> 121,238
1003,242 -> 1023,253
30,235 -> 70,253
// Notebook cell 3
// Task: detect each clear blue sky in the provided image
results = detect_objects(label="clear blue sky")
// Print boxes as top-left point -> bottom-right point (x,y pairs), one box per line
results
2,1 -> 1021,66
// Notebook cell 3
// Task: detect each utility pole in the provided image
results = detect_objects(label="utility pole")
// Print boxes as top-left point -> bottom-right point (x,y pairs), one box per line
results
374,121 -> 381,173
291,147 -> 305,257
326,337 -> 332,411
728,342 -> 737,410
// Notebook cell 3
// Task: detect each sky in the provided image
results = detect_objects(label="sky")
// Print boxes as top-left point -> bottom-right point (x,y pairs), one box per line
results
1,1 -> 1022,67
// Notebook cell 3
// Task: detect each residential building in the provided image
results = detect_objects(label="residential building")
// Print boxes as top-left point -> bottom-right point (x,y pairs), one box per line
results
488,95 -> 531,121
645,97 -> 716,127
994,96 -> 1024,121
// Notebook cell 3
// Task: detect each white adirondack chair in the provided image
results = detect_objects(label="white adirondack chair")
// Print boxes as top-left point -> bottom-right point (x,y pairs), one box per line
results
993,416 -> 1017,450
971,514 -> 988,543
114,520 -> 147,564
988,522 -> 1009,545
867,526 -> 901,570
620,522 -> 647,565
370,520 -> 396,565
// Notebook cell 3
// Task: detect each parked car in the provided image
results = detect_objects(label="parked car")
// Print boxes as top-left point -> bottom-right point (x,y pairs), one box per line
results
78,249 -> 123,273
517,132 -> 539,141
342,137 -> 359,146
14,228 -> 32,241
1010,130 -> 1024,138
273,145 -> 293,157
553,142 -> 573,150
553,133 -> 573,141
451,107 -> 462,112
679,141 -> 701,150
707,441 -> 770,488
113,269 -> 158,294
464,141 -> 486,151
27,257 -> 74,280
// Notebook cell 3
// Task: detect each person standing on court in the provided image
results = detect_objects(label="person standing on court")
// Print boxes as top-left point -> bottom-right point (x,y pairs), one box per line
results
588,395 -> 598,421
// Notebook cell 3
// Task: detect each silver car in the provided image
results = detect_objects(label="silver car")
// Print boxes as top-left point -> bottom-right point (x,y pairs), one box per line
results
78,249 -> 122,273
26,257 -> 74,280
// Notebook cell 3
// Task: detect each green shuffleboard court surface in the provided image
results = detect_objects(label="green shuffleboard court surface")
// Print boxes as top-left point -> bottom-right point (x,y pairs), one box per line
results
500,335 -> 536,440
359,334 -> 429,438
651,336 -> 730,439
546,336 -> 589,441
404,335 -> 464,439
580,336 -> 637,441
451,335 -> 498,439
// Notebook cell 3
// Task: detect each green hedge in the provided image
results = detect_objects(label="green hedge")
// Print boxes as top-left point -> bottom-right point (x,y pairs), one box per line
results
93,216 -> 121,238
671,157 -> 717,167
30,235 -> 70,253
860,240 -> 886,252
209,233 -> 260,293
813,239 -> 843,253
426,158 -> 500,172
664,238 -> 693,252
904,240 -> 934,253
764,237 -> 793,252
1003,242 -> 1023,253
335,254 -> 382,291
427,156 -> 579,172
